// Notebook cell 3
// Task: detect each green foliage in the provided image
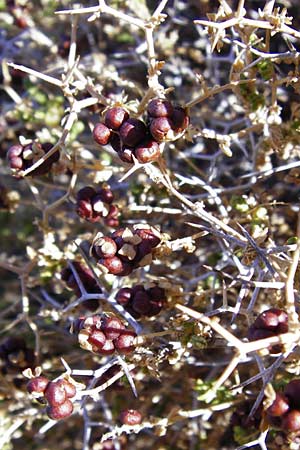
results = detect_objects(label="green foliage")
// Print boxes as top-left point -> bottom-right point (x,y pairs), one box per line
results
195,379 -> 235,405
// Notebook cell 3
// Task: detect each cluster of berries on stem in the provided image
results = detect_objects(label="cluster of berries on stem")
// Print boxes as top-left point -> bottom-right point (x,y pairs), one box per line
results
26,375 -> 76,420
93,99 -> 189,164
91,225 -> 161,276
266,379 -> 300,432
7,141 -> 59,177
116,284 -> 166,318
73,314 -> 137,355
76,185 -> 119,227
248,308 -> 288,353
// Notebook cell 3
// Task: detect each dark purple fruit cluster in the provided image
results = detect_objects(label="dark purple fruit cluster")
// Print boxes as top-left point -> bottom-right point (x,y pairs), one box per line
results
27,376 -> 76,420
92,101 -> 189,164
116,284 -> 165,318
76,185 -> 119,227
91,225 -> 161,276
147,98 -> 189,142
267,380 -> 300,432
73,314 -> 137,355
119,409 -> 142,425
7,142 -> 59,177
60,261 -> 102,311
247,308 -> 288,353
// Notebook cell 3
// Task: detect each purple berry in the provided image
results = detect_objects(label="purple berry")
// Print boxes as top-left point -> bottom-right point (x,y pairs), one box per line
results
147,99 -> 174,118
94,237 -> 118,258
170,107 -> 189,132
118,147 -> 134,163
267,393 -> 290,417
119,118 -> 147,147
150,117 -> 172,142
104,107 -> 129,130
119,409 -> 142,425
135,228 -> 161,247
101,316 -> 125,340
88,330 -> 107,349
281,409 -> 300,431
93,123 -> 112,145
114,330 -> 136,354
27,376 -> 49,394
96,339 -> 115,355
134,140 -> 160,164
131,291 -> 151,315
116,287 -> 133,306
46,399 -> 73,420
44,381 -> 67,406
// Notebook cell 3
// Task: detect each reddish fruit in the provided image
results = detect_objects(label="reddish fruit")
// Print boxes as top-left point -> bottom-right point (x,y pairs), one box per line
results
46,399 -> 73,420
114,330 -> 136,354
61,262 -> 101,297
7,142 -> 59,176
281,409 -> 300,431
131,291 -> 151,315
98,256 -> 126,275
105,218 -> 119,228
27,376 -> 49,394
60,379 -> 76,398
254,308 -> 288,331
147,99 -> 173,118
119,409 -> 142,425
96,339 -> 115,355
44,381 -> 67,406
119,118 -> 147,147
135,228 -> 161,247
267,393 -> 290,417
7,144 -> 23,158
93,123 -> 112,145
94,237 -> 118,258
88,330 -> 107,349
134,140 -> 160,164
105,107 -> 129,130
150,117 -> 172,142
131,285 -> 145,295
116,287 -> 133,306
76,198 -> 94,221
101,316 -> 125,340
170,106 -> 189,132
118,148 -> 134,163
106,204 -> 119,220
